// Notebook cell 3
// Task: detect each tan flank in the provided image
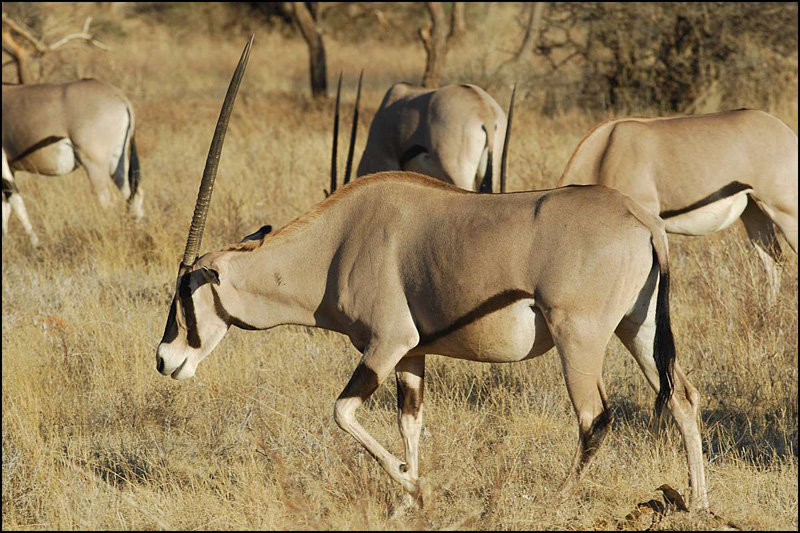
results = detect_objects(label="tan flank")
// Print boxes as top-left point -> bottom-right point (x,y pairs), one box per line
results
558,110 -> 798,303
1,79 -> 143,246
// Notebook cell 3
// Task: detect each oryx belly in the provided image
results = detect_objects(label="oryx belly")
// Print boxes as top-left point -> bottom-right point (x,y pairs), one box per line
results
664,189 -> 751,235
13,138 -> 76,176
417,299 -> 554,363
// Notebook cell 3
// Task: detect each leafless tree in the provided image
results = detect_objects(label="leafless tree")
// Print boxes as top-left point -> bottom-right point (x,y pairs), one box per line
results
419,2 -> 449,87
293,2 -> 328,99
1,11 -> 110,84
508,2 -> 547,65
448,2 -> 466,45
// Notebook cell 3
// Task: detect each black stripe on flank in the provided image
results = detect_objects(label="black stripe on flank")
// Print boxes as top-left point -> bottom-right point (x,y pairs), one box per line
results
10,136 -> 67,164
399,145 -> 428,169
660,181 -> 753,219
418,289 -> 534,346
178,273 -> 202,348
210,285 -> 259,331
533,194 -> 548,218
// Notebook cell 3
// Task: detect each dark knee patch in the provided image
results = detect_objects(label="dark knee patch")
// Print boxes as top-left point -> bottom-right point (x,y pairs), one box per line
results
2,178 -> 19,200
396,376 -> 424,418
582,410 -> 613,453
341,364 -> 379,401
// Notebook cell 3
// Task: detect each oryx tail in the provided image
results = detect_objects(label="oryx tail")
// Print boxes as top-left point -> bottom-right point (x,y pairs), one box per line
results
129,136 -> 140,201
631,204 -> 675,417
112,103 -> 141,205
478,122 -> 495,194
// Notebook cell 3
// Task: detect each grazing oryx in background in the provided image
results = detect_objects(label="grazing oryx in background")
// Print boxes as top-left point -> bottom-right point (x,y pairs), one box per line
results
558,110 -> 798,303
156,37 -> 709,510
330,80 -> 514,194
2,78 -> 143,246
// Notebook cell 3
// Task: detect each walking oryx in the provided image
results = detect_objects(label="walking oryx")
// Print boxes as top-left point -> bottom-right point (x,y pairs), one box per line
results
156,38 -> 709,510
2,78 -> 143,246
339,81 -> 514,193
557,110 -> 798,303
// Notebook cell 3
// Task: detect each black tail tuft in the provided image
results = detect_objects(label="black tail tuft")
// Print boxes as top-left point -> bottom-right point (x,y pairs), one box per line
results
478,126 -> 493,193
653,247 -> 675,418
128,136 -> 141,202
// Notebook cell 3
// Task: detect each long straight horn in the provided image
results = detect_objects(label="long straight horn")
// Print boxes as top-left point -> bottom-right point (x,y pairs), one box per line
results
329,72 -> 342,195
500,83 -> 516,194
343,69 -> 363,186
182,35 -> 253,268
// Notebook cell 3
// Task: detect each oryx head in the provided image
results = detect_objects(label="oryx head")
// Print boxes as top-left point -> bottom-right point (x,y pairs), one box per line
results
157,36 -> 254,380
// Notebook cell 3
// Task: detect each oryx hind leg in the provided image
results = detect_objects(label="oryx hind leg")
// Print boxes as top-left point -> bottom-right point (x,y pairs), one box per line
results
547,312 -> 614,497
741,198 -> 782,304
615,266 -> 708,509
81,157 -> 115,208
396,355 -> 425,481
333,325 -> 424,499
393,355 -> 427,511
2,153 -> 39,246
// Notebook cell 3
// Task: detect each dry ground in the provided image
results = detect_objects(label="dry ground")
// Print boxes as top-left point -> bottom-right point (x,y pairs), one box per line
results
2,4 -> 798,530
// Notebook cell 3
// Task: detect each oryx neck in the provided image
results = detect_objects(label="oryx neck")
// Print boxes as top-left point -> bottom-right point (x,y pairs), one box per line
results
221,212 -> 344,331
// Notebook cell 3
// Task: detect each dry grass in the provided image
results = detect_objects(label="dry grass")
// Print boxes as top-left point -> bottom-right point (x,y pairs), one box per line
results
2,3 -> 798,530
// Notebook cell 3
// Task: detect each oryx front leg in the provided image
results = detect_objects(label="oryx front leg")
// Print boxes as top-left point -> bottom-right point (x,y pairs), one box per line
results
334,331 -> 422,497
553,327 -> 613,497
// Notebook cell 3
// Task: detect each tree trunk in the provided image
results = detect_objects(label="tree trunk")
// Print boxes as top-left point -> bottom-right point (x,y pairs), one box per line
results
511,2 -> 546,63
2,25 -> 32,83
420,2 -> 448,88
448,2 -> 466,44
293,2 -> 328,99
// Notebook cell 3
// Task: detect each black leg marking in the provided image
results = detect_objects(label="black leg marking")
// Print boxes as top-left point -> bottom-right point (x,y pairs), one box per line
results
341,364 -> 380,401
2,177 -> 19,200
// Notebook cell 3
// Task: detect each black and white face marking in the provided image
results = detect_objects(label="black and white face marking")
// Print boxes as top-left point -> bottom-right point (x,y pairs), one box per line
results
156,266 -> 229,380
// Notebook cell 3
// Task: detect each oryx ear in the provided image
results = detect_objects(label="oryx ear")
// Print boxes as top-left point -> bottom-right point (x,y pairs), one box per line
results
240,225 -> 272,242
200,266 -> 221,285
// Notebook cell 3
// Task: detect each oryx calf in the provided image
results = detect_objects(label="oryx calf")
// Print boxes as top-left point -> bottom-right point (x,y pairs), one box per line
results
355,82 -> 513,193
558,110 -> 798,303
2,79 -> 143,245
156,39 -> 708,510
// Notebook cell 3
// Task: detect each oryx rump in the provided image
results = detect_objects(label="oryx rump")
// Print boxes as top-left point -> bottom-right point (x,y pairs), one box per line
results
558,109 -> 798,302
156,39 -> 708,510
355,82 -> 512,193
2,78 -> 143,245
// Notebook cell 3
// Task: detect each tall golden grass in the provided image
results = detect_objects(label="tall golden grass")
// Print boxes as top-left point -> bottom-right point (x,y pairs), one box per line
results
2,3 -> 797,530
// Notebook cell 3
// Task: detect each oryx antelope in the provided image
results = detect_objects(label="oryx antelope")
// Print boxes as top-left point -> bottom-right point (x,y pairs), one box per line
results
341,81 -> 514,193
157,38 -> 709,510
2,78 -> 143,246
558,110 -> 798,303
